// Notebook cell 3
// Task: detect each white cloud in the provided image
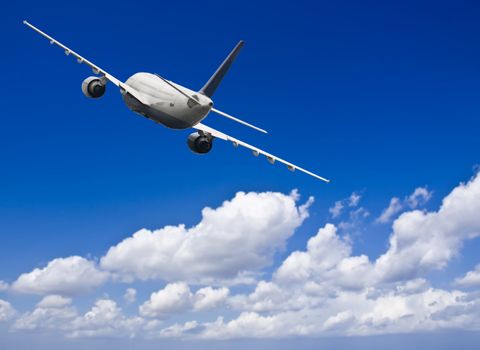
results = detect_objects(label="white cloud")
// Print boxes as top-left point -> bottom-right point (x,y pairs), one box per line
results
329,192 -> 362,219
201,312 -> 286,339
455,265 -> 480,287
101,191 -> 312,284
68,299 -> 144,338
12,297 -> 77,331
375,174 -> 480,282
18,280 -> 467,340
323,311 -> 355,331
201,174 -> 480,339
124,288 -> 137,304
186,286 -> 476,339
3,174 -> 480,340
354,287 -> 465,334
330,193 -> 369,235
329,201 -> 344,218
12,296 -> 146,338
275,224 -> 350,283
37,295 -> 72,309
0,280 -> 8,291
139,283 -> 229,317
338,207 -> 370,234
377,197 -> 402,223
159,320 -> 200,337
229,281 -> 286,313
11,256 -> 109,296
286,173 -> 480,287
377,187 -> 432,223
275,224 -> 372,290
349,192 -> 361,207
140,282 -> 193,318
0,299 -> 16,322
194,286 -> 229,311
406,187 -> 432,208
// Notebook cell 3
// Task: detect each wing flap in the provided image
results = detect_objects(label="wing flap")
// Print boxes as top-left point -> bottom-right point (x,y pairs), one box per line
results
210,108 -> 268,134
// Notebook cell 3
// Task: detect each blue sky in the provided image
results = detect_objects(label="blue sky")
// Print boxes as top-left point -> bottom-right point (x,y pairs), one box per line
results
1,0 -> 480,348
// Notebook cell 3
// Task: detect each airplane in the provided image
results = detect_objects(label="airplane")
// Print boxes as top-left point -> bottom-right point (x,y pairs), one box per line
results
23,20 -> 329,182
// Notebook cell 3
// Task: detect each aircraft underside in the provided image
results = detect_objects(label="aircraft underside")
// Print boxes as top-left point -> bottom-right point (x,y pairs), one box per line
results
122,92 -> 195,130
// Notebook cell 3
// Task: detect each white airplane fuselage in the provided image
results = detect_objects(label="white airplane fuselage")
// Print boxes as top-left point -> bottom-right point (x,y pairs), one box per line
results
122,72 -> 213,129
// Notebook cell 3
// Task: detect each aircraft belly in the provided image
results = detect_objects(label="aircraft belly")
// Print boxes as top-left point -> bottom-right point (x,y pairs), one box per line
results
147,106 -> 194,129
123,94 -> 204,129
151,104 -> 210,129
123,72 -> 210,129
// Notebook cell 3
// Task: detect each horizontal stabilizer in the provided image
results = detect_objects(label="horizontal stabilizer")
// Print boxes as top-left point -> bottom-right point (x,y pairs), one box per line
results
210,108 -> 267,134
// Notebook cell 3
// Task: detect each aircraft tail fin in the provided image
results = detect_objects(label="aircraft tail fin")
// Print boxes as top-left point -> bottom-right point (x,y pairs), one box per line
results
200,40 -> 244,97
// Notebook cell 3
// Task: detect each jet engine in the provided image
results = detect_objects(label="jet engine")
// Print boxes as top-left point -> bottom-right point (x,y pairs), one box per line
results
187,132 -> 213,154
81,76 -> 106,98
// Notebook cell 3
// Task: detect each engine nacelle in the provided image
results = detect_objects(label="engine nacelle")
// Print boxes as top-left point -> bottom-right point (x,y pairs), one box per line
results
187,132 -> 213,154
82,76 -> 106,98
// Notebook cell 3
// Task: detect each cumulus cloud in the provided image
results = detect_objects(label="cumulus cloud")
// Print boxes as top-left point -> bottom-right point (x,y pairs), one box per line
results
179,285 -> 476,339
274,224 -> 373,292
124,288 -> 137,304
37,295 -> 72,309
377,197 -> 403,223
228,281 -> 292,313
377,187 -> 432,223
13,296 -> 145,338
328,192 -> 362,219
0,299 -> 16,322
101,191 -> 312,284
3,174 -> 480,340
338,207 -> 370,234
323,311 -> 355,331
329,201 -> 344,218
201,312 -> 285,339
11,256 -> 109,296
276,224 -> 354,282
329,192 -> 369,236
12,296 -> 76,331
406,187 -> 432,208
349,192 -> 361,207
375,175 -> 480,282
159,320 -> 201,337
140,282 -> 193,318
455,265 -> 480,288
207,174 -> 480,339
275,174 -> 480,288
194,286 -> 229,311
140,283 -> 229,318
0,280 -> 8,291
68,299 -> 144,338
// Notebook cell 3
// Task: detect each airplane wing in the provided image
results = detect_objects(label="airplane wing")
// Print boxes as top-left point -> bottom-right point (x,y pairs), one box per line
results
23,20 -> 149,105
194,123 -> 330,182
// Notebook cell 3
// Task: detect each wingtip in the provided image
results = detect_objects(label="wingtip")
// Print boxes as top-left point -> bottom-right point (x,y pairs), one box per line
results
318,176 -> 331,183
